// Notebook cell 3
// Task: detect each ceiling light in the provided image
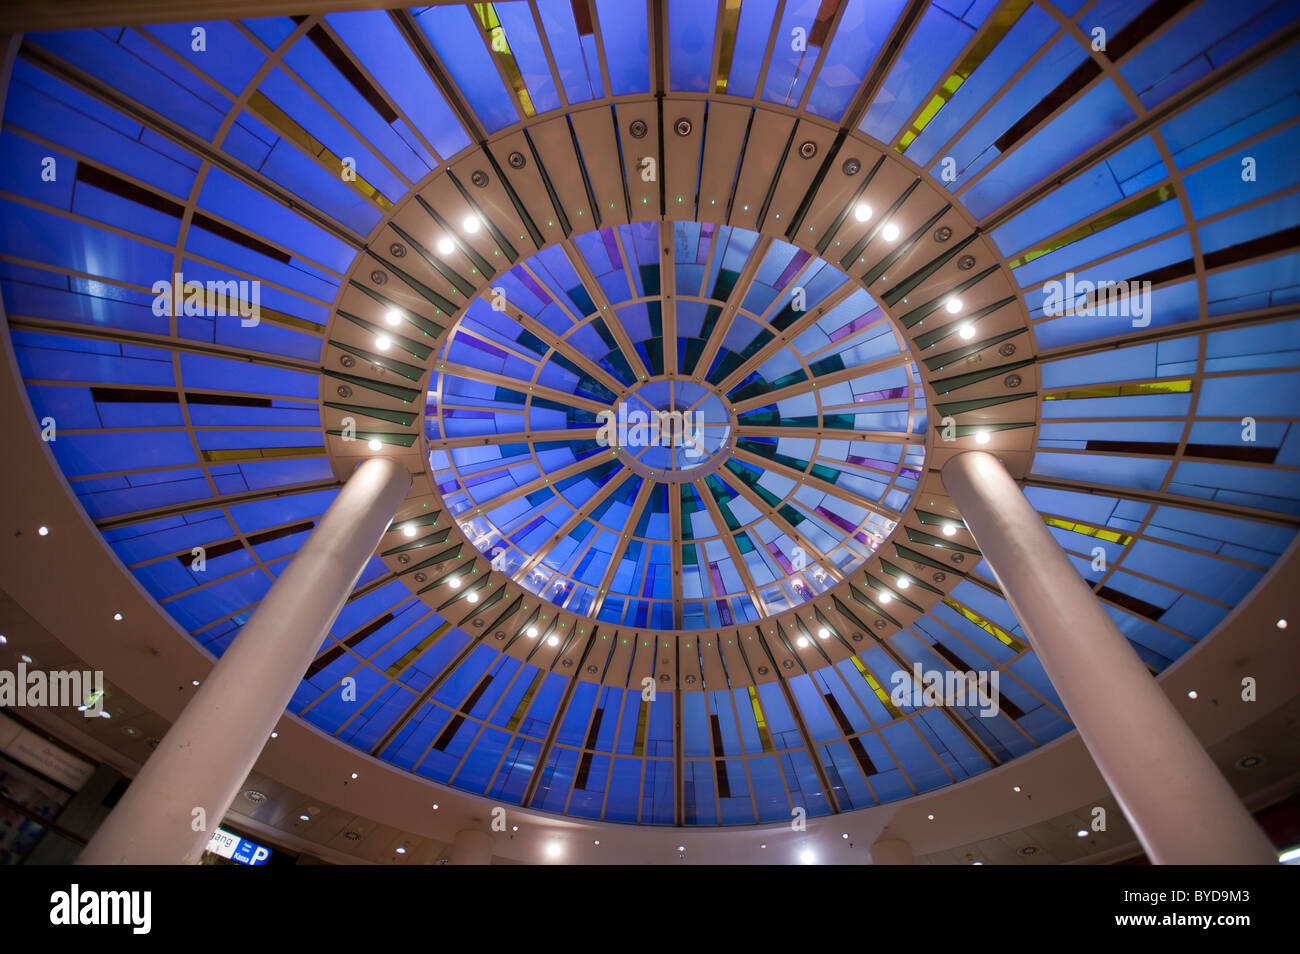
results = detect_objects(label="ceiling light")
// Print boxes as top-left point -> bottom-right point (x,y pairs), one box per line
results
897,578 -> 909,590
796,636 -> 808,648
0,635 -> 6,645
512,825 -> 519,832
547,635 -> 559,647
1187,690 -> 1198,699
1277,619 -> 1288,629
432,804 -> 439,810
192,680 -> 200,686
299,814 -> 310,821
1076,829 -> 1088,838
526,626 -> 539,638
1013,785 -> 1021,792
37,526 -> 49,536
853,203 -> 872,222
841,833 -> 849,839
942,524 -> 957,537
395,846 -> 407,854
927,813 -> 935,820
19,654 -> 33,664
270,732 -> 278,739
882,223 -> 900,242
463,215 -> 480,234
368,439 -> 383,451
403,525 -> 416,538
350,772 -> 358,780
945,298 -> 963,314
593,840 -> 600,846
817,628 -> 830,640
1278,846 -> 1300,864
437,237 -> 454,255
467,592 -> 479,603
974,430 -> 990,444
677,845 -> 685,852
99,710 -> 111,719
384,309 -> 401,326
449,577 -> 461,589
374,335 -> 391,351
958,324 -> 975,340
545,842 -> 562,858
800,849 -> 815,864
760,843 -> 767,849
879,592 -> 892,604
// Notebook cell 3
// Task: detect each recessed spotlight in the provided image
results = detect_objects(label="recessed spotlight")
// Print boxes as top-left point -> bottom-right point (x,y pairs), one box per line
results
942,524 -> 957,537
512,825 -> 519,832
677,845 -> 685,852
958,324 -> 975,340
1278,619 -> 1288,629
368,438 -> 383,451
37,526 -> 49,536
927,813 -> 935,820
463,215 -> 480,234
1187,690 -> 1198,699
1012,785 -> 1021,793
350,772 -> 359,780
817,628 -> 830,640
853,203 -> 872,222
974,430 -> 990,444
0,635 -> 6,645
395,846 -> 407,854
192,680 -> 200,686
99,710 -> 111,719
449,577 -> 461,589
437,237 -> 454,255
270,731 -> 278,739
972,861 -> 983,865
403,525 -> 416,538
882,223 -> 900,242
526,627 -> 539,638
800,849 -> 815,864
760,843 -> 767,849
547,635 -> 559,647
113,613 -> 123,621
841,832 -> 849,839
879,592 -> 892,604
375,335 -> 391,351
897,578 -> 910,590
467,592 -> 479,603
945,298 -> 963,314
384,309 -> 402,326
19,653 -> 33,664
432,804 -> 439,810
299,814 -> 310,821
1076,829 -> 1088,838
593,840 -> 600,845
796,636 -> 808,648
545,842 -> 562,858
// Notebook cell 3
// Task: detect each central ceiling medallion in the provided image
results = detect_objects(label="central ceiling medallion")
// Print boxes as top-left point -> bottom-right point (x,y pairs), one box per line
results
603,378 -> 736,482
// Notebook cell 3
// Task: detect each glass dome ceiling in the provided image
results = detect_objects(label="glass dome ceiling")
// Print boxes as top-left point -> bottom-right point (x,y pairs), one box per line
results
432,222 -> 920,630
2,0 -> 1298,827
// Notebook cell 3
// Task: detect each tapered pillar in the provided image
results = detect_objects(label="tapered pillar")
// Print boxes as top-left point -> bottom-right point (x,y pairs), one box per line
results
870,836 -> 913,865
78,458 -> 411,864
941,451 -> 1274,865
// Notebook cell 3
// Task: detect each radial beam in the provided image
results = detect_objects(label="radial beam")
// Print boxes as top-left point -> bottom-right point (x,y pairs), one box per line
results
511,470 -> 633,579
694,478 -> 769,616
728,353 -> 912,413
729,445 -> 903,522
692,233 -> 774,382
425,427 -> 600,451
560,236 -> 652,383
435,361 -> 609,414
588,477 -> 656,617
739,425 -> 925,445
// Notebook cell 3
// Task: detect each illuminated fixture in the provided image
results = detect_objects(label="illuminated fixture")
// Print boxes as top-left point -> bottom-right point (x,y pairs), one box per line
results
395,846 -> 407,854
817,628 -> 830,640
368,439 -> 383,451
526,626 -> 539,638
374,335 -> 391,351
1187,690 -> 1198,699
593,840 -> 600,846
18,653 -> 33,664
403,526 -> 416,538
384,309 -> 402,326
37,526 -> 49,536
547,635 -> 559,647
467,592 -> 479,603
1013,786 -> 1021,793
351,772 -> 358,780
545,842 -> 562,858
945,298 -> 963,314
463,215 -> 480,234
676,845 -> 685,852
879,592 -> 892,604
942,524 -> 957,537
974,430 -> 990,444
432,804 -> 439,810
897,578 -> 910,590
882,223 -> 900,242
800,849 -> 815,864
113,613 -> 123,621
927,813 -> 935,820
958,324 -> 976,340
841,833 -> 849,839
1076,830 -> 1088,838
853,203 -> 872,222
192,680 -> 200,686
0,635 -> 6,645
449,577 -> 461,589
299,814 -> 310,821
796,636 -> 808,648
1278,619 -> 1288,629
270,732 -> 278,739
437,237 -> 454,255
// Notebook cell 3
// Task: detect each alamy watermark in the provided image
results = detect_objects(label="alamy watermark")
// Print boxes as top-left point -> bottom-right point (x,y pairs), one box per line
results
1042,271 -> 1152,327
0,663 -> 105,717
595,403 -> 705,460
151,271 -> 261,326
890,662 -> 1000,717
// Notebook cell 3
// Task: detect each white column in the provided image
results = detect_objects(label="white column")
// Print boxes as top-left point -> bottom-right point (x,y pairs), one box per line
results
870,836 -> 913,865
78,458 -> 411,865
450,829 -> 493,865
941,451 -> 1274,865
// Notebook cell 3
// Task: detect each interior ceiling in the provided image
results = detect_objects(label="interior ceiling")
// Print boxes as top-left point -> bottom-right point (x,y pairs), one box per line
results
1,0 -> 1298,831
